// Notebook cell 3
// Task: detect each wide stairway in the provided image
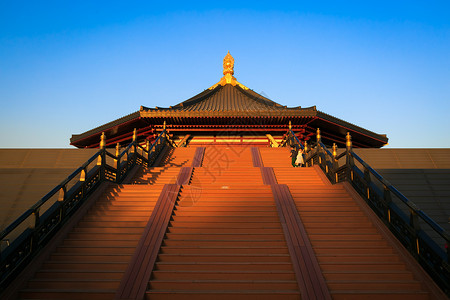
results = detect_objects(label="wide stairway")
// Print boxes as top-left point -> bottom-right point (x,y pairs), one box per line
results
18,148 -> 197,300
14,146 -> 443,299
263,148 -> 440,299
147,147 -> 299,299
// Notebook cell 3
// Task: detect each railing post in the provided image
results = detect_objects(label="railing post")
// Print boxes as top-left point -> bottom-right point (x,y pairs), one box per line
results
98,132 -> 106,165
80,167 -> 87,200
345,132 -> 354,182
383,185 -> 393,224
410,210 -> 421,257
80,168 -> 86,182
304,140 -> 309,167
332,143 -> 338,183
132,128 -> 137,151
163,121 -> 166,139
99,132 -> 106,149
146,139 -> 150,161
316,128 -> 321,143
98,132 -> 106,181
132,128 -> 137,143
29,208 -> 40,252
114,143 -> 120,168
316,128 -> 321,165
364,166 -> 371,199
58,186 -> 66,221
114,143 -> 120,182
131,128 -> 137,166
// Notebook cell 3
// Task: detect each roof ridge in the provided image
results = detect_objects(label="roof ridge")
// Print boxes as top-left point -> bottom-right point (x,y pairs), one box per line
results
234,85 -> 285,108
173,85 -> 223,109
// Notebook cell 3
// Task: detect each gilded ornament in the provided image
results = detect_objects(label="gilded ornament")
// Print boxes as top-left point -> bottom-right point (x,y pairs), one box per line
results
209,52 -> 249,90
223,51 -> 234,76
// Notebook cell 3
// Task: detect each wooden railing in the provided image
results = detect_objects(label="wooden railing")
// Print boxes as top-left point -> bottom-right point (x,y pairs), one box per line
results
288,129 -> 450,295
0,129 -> 169,291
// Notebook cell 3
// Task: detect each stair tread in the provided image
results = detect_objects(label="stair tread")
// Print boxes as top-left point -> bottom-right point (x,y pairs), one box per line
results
146,289 -> 301,293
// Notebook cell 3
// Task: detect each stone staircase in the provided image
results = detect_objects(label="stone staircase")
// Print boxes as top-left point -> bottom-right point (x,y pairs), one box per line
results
20,184 -> 161,299
17,148 -> 198,300
147,149 -> 300,299
11,146 -> 445,300
274,166 -> 431,299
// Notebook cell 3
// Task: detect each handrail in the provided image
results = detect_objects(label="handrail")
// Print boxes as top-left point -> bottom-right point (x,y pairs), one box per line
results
0,150 -> 102,241
118,142 -> 134,160
289,130 -> 305,150
287,128 -> 450,295
318,141 -> 333,159
351,151 -> 449,242
0,129 -> 169,291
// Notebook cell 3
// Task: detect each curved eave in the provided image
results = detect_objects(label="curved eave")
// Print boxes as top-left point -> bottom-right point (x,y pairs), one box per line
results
70,111 -> 141,148
314,110 -> 388,147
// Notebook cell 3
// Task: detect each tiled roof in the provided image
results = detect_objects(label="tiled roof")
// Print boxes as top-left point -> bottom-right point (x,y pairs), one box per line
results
70,111 -> 140,145
70,83 -> 388,148
141,84 -> 309,115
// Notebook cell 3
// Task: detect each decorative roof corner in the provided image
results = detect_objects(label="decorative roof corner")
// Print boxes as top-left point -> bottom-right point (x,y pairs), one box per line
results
209,51 -> 249,90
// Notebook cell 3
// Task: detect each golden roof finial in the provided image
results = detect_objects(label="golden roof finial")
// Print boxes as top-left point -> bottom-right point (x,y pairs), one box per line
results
223,51 -> 234,76
209,51 -> 249,90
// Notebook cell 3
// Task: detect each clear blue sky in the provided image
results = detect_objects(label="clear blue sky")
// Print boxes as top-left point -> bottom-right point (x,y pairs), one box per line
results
1,1 -> 449,148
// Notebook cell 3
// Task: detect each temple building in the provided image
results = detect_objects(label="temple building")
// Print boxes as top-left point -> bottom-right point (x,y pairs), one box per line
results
70,51 -> 388,149
1,53 -> 449,300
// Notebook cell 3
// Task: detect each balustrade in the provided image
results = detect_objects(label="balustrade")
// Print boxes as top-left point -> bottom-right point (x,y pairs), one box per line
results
0,126 -> 171,292
287,126 -> 450,295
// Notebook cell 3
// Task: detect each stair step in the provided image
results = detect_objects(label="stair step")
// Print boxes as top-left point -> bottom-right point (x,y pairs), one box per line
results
309,234 -> 383,241
77,220 -> 148,227
323,270 -> 414,281
167,227 -> 283,234
27,278 -> 120,289
330,290 -> 430,300
20,289 -> 115,300
149,280 -> 298,290
35,270 -> 124,280
87,210 -> 153,217
62,239 -> 139,247
145,289 -> 301,300
67,233 -> 142,240
169,221 -> 282,229
320,262 -> 407,271
163,240 -> 286,247
157,253 -> 291,263
160,247 -> 289,255
177,199 -> 275,205
300,216 -> 371,223
310,240 -> 389,248
41,261 -> 128,271
165,233 -> 285,240
316,254 -> 400,263
175,206 -> 277,212
313,247 -> 394,255
327,280 -> 423,290
171,216 -> 281,222
71,227 -> 144,234
305,228 -> 378,234
50,253 -> 132,262
152,270 -> 296,281
56,246 -> 137,255
155,262 -> 294,271
173,211 -> 279,217
90,206 -> 155,211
